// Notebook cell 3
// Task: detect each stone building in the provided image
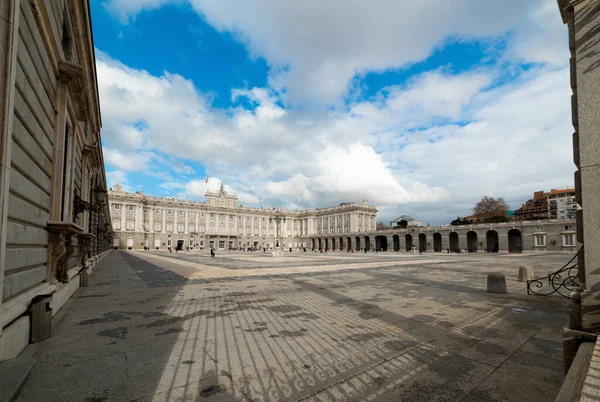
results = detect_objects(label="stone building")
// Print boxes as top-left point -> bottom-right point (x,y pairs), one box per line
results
310,219 -> 577,253
557,0 -> 600,377
108,183 -> 377,250
514,190 -> 548,220
0,0 -> 112,361
547,188 -> 576,219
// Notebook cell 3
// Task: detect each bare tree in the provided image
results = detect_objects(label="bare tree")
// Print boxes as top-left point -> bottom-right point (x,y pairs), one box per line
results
473,196 -> 510,216
376,221 -> 389,230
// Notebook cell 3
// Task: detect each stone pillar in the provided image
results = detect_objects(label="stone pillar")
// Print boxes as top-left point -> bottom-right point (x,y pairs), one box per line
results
441,232 -> 449,251
149,206 -> 154,234
458,231 -> 468,250
498,231 -> 509,252
560,0 -> 600,330
184,210 -> 189,234
121,205 -> 126,232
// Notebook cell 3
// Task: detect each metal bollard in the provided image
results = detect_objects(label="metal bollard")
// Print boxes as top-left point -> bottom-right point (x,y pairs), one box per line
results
30,294 -> 53,343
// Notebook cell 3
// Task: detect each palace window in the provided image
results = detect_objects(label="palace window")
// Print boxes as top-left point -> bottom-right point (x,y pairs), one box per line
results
563,234 -> 575,246
219,240 -> 225,249
177,224 -> 184,233
167,210 -> 173,215
179,211 -> 184,216
155,208 -> 160,213
114,204 -> 121,210
154,223 -> 161,231
113,221 -> 121,231
166,223 -> 173,232
167,239 -> 172,247
128,205 -> 135,211
126,222 -> 134,231
534,235 -> 546,247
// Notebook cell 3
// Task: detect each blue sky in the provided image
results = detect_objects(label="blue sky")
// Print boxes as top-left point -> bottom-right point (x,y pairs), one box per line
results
94,0 -> 573,224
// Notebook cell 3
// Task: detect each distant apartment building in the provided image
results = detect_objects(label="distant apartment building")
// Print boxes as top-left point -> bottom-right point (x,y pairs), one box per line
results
514,191 -> 548,220
547,188 -> 576,219
514,188 -> 576,221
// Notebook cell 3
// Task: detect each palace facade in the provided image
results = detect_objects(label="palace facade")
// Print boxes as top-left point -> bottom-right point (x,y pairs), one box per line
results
0,0 -> 112,362
108,183 -> 378,250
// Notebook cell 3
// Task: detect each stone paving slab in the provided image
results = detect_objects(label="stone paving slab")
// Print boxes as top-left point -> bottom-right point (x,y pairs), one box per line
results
15,251 -> 572,401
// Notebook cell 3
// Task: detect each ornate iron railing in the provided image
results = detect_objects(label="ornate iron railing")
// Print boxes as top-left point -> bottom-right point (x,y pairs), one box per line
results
527,247 -> 582,298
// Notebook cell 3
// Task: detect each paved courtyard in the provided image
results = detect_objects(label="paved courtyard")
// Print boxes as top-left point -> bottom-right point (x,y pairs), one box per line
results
17,250 -> 571,401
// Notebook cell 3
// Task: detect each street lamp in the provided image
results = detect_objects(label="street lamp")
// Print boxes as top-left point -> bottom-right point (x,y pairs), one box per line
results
268,209 -> 286,249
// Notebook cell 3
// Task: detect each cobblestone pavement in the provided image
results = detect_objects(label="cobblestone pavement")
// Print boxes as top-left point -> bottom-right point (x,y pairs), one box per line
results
16,251 -> 571,401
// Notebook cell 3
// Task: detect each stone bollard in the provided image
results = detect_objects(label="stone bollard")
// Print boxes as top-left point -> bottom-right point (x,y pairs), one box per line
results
487,272 -> 507,294
517,265 -> 534,282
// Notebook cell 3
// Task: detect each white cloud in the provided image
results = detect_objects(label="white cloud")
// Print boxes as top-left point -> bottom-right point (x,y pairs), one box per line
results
106,170 -> 134,192
102,0 -> 183,24
96,1 -> 573,224
103,147 -> 151,171
102,0 -> 558,104
505,1 -> 569,67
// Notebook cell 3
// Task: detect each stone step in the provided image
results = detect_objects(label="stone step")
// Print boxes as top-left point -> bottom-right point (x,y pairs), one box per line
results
0,354 -> 36,402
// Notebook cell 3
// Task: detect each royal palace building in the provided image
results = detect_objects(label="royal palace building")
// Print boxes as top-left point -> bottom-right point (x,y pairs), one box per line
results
108,183 -> 378,251
0,0 -> 112,362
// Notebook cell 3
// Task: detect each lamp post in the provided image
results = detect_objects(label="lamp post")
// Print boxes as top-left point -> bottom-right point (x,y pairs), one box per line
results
269,209 -> 286,250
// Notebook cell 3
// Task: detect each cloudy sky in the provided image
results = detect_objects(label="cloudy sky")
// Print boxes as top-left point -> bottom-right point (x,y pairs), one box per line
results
94,0 -> 573,225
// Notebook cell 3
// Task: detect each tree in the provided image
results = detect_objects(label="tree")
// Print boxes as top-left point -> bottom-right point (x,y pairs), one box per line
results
473,196 -> 510,216
451,217 -> 472,226
398,219 -> 408,228
376,221 -> 389,230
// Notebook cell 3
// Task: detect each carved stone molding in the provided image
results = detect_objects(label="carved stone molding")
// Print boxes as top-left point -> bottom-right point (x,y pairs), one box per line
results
77,233 -> 94,267
58,60 -> 88,121
47,222 -> 83,284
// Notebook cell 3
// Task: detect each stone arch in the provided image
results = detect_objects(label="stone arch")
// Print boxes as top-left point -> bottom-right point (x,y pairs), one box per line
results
355,236 -> 361,250
311,238 -> 315,249
347,237 -> 352,251
467,231 -> 478,252
433,233 -> 442,252
486,230 -> 499,252
331,238 -> 336,251
325,238 -> 329,250
449,232 -> 459,251
393,235 -> 400,251
375,235 -> 387,251
339,237 -> 344,251
418,233 -> 427,251
365,236 -> 371,251
405,234 -> 413,251
508,229 -> 522,253
318,238 -> 322,250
